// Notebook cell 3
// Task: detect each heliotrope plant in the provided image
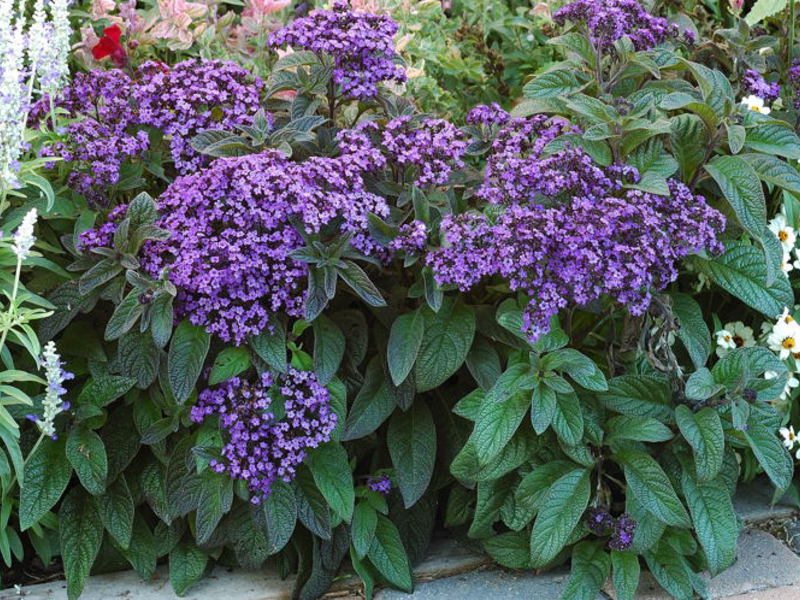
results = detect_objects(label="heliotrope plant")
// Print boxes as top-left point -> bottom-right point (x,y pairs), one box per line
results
5,1 -> 800,600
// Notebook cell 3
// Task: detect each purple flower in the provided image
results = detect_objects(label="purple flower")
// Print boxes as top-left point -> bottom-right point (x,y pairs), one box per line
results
554,0 -> 688,53
368,473 -> 392,495
389,220 -> 427,254
466,103 -> 510,127
585,506 -> 615,536
269,0 -> 406,100
788,63 -> 800,108
191,369 -> 337,502
609,514 -> 637,551
742,69 -> 780,101
77,204 -> 129,251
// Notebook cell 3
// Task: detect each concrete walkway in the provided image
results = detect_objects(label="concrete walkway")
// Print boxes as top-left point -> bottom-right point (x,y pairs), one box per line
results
3,480 -> 799,600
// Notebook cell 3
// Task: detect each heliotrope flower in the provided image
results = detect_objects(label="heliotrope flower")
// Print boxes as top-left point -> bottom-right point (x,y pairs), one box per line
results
191,369 -> 337,502
742,69 -> 780,102
368,473 -> 392,495
609,514 -> 637,551
269,0 -> 406,100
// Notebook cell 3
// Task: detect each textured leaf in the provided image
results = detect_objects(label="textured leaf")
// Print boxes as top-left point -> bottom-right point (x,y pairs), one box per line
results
59,489 -> 103,600
606,415 -> 674,443
19,438 -> 71,530
531,384 -> 557,434
387,312 -> 425,386
706,155 -> 765,239
306,442 -> 354,522
342,358 -> 395,441
208,347 -> 251,386
746,122 -> 800,159
261,479 -> 297,554
313,315 -> 345,385
169,542 -> 208,596
743,153 -> 800,195
66,427 -> 108,496
675,406 -> 724,481
611,551 -> 641,600
745,0 -> 788,25
98,476 -> 134,548
529,468 -> 590,567
119,515 -> 157,578
617,450 -> 691,527
600,375 -> 674,423
352,502 -> 378,559
670,293 -> 711,370
483,531 -> 530,569
368,514 -> 413,592
388,401 -> 436,508
561,541 -> 610,600
195,472 -> 233,544
523,69 -> 586,99
681,473 -> 738,575
249,317 -> 288,373
167,321 -> 210,403
414,299 -> 475,392
744,417 -> 794,490
552,391 -> 585,445
474,390 -> 530,464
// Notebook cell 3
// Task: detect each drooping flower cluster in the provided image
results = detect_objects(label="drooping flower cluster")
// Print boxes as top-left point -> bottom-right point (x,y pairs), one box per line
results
32,341 -> 74,439
133,59 -> 265,173
134,149 -> 387,343
553,0 -> 693,52
191,370 -> 337,502
269,0 -> 406,99
742,69 -> 780,102
337,117 -> 468,188
584,506 -> 637,551
29,60 -> 265,202
430,115 -> 724,340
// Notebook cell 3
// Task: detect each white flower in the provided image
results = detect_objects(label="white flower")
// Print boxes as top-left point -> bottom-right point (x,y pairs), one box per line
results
715,322 -> 755,357
782,252 -> 795,275
767,310 -> 800,359
768,213 -> 797,252
741,94 -> 772,114
12,207 -> 37,260
780,425 -> 798,450
0,2 -> 27,190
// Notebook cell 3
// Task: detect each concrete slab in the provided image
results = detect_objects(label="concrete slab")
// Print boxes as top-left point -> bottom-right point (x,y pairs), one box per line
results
734,480 -> 797,524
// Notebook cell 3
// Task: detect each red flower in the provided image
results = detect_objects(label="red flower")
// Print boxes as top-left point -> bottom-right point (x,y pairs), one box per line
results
92,25 -> 128,68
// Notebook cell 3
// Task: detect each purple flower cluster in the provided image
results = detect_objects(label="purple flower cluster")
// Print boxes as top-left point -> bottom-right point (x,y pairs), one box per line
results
133,60 -> 265,173
269,0 -> 406,100
466,103 -> 510,127
77,204 -> 129,251
430,163 -> 724,340
30,60 -> 264,203
30,70 -> 150,203
553,0 -> 692,53
584,506 -> 637,551
129,148 -> 387,344
191,370 -> 337,503
338,117 -> 467,188
742,69 -> 780,101
368,474 -> 392,495
788,63 -> 800,109
389,220 -> 428,254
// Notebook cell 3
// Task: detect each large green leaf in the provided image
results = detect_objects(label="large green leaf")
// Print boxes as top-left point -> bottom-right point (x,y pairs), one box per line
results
167,320 -> 210,403
414,299 -> 475,392
552,392 -> 585,446
306,442 -> 354,523
599,375 -> 674,423
744,417 -> 793,490
367,514 -> 413,592
611,551 -> 641,600
523,69 -> 586,99
387,311 -> 425,386
675,406 -> 724,481
561,541 -> 610,600
60,489 -> 103,600
195,471 -> 233,544
313,315 -> 345,385
743,153 -> 800,195
681,473 -> 739,575
98,476 -> 135,548
670,293 -> 711,370
473,390 -> 530,464
260,479 -> 296,554
169,542 -> 208,596
529,468 -> 590,567
19,437 -> 72,530
342,358 -> 395,441
387,401 -> 436,508
352,502 -> 378,559
207,347 -> 251,386
745,0 -> 789,25
66,427 -> 108,496
695,241 -> 793,318
746,122 -> 800,159
705,155 -> 765,239
616,450 -> 691,527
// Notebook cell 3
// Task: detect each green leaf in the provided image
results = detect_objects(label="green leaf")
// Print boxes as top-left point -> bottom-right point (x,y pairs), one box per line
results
466,336 -> 502,391
313,315 -> 345,385
675,406 -> 725,481
670,293 -> 710,370
19,438 -> 71,530
606,415 -> 674,443
387,312 -> 425,386
260,479 -> 296,554
744,417 -> 794,490
695,241 -> 794,318
685,368 -> 724,401
169,542 -> 208,596
98,476 -> 135,549
352,502 -> 378,559
483,531 -> 530,569
727,123 -> 746,154
167,320 -> 210,403
208,347 -> 251,386
561,541 -> 610,600
745,0 -> 789,25
249,317 -> 288,374
616,450 -> 691,527
681,473 -> 738,575
306,442 -> 354,522
119,515 -> 157,578
552,392 -> 585,446
600,375 -> 674,423
342,358 -> 395,441
473,389 -> 530,465
516,461 -> 576,515
195,471 -> 233,544
414,299 -> 475,392
644,547 -> 693,600
523,69 -> 586,99
743,153 -> 800,195
387,401 -> 436,508
531,384 -> 557,434
670,114 -> 707,181
529,468 -> 590,567
104,291 -> 145,341
59,489 -> 103,600
705,155 -> 766,239
367,514 -> 413,592
611,551 -> 641,600
745,121 -> 800,159
149,292 -> 174,348
338,261 -> 386,307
